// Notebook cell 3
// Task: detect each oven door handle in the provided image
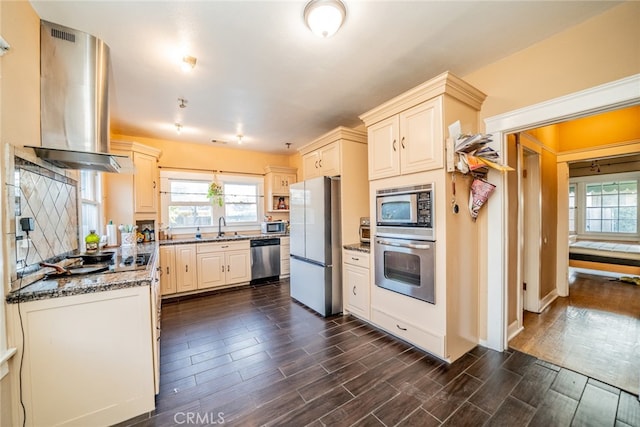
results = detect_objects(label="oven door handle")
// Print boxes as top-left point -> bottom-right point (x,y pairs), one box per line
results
376,239 -> 431,250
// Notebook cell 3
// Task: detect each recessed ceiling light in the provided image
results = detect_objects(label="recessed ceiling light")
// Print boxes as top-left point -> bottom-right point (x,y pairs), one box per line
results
181,55 -> 197,72
304,0 -> 347,38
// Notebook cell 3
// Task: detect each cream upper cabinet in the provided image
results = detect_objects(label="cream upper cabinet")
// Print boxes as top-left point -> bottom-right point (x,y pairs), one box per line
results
133,151 -> 158,214
302,142 -> 340,180
264,166 -> 297,212
367,99 -> 442,180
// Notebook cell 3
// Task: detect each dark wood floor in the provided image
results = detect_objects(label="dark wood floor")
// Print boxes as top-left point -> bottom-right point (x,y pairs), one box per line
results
509,270 -> 640,396
127,279 -> 640,427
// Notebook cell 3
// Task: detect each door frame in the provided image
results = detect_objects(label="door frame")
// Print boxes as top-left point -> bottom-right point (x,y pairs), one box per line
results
521,145 -> 542,313
483,73 -> 640,351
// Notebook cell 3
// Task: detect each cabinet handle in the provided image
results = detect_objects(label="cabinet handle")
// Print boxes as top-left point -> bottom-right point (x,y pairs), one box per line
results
319,159 -> 322,168
392,139 -> 397,152
166,266 -> 170,274
221,265 -> 225,272
401,136 -> 405,149
227,265 -> 230,272
396,324 -> 407,331
351,257 -> 359,261
153,181 -> 156,189
221,245 -> 229,249
185,265 -> 188,273
352,286 -> 357,295
281,180 -> 285,186
315,160 -> 319,168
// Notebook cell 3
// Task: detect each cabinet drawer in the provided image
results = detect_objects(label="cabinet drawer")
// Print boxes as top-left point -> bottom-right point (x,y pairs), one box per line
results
371,308 -> 445,359
343,250 -> 369,269
197,240 -> 249,253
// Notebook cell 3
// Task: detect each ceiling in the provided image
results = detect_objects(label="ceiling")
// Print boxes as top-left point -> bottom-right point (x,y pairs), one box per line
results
30,1 -> 620,154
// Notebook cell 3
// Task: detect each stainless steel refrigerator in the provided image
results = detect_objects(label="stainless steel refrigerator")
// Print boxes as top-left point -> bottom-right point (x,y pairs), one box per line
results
289,176 -> 342,317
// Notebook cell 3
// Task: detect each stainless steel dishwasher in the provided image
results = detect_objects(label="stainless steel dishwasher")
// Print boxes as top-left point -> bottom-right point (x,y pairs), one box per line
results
250,238 -> 281,283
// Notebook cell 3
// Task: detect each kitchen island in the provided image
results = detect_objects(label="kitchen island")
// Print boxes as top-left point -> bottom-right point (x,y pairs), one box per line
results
5,243 -> 159,427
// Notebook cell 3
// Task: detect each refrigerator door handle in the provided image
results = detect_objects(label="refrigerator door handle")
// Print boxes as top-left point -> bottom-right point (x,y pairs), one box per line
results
290,254 -> 330,268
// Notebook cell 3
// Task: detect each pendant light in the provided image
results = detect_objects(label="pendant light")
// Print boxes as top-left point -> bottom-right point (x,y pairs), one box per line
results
304,0 -> 347,38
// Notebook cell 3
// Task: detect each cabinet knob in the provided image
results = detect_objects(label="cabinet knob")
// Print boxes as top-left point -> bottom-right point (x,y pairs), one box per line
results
401,136 -> 406,149
392,139 -> 397,152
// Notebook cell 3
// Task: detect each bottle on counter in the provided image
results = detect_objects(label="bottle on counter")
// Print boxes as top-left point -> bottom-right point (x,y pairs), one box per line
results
85,230 -> 100,252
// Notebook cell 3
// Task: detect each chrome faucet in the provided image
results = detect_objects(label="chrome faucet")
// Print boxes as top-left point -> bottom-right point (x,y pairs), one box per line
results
218,216 -> 226,237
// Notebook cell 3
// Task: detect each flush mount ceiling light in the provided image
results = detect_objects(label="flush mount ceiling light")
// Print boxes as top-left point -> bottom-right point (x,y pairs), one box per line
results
304,0 -> 347,38
237,135 -> 243,145
174,123 -> 183,134
181,55 -> 197,72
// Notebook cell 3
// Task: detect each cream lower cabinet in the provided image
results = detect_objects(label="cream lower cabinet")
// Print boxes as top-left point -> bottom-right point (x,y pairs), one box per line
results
280,236 -> 290,278
174,244 -> 197,293
342,249 -> 370,320
197,240 -> 250,289
8,287 -> 155,426
159,245 -> 177,295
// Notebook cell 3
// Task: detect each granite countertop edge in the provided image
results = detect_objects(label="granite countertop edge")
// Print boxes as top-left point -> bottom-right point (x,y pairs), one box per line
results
6,242 -> 158,304
159,233 -> 289,246
343,243 -> 371,253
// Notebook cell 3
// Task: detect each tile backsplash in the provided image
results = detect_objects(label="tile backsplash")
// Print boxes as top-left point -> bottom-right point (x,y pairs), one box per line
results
12,156 -> 79,272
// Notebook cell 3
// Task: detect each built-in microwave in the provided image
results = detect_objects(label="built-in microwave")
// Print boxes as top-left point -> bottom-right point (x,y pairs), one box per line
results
359,217 -> 371,243
261,221 -> 286,234
376,183 -> 434,241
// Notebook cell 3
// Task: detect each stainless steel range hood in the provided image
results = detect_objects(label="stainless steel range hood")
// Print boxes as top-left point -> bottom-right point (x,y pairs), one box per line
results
26,20 -> 132,173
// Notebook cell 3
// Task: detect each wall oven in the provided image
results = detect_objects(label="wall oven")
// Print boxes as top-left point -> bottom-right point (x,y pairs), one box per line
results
375,237 -> 436,304
376,183 -> 434,240
375,183 -> 436,304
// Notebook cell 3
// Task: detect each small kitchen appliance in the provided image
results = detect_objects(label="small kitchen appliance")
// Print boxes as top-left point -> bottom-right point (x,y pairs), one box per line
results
261,221 -> 286,234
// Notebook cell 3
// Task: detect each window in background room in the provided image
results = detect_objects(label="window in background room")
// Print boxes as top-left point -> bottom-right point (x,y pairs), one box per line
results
568,184 -> 576,234
585,180 -> 637,233
80,170 -> 102,244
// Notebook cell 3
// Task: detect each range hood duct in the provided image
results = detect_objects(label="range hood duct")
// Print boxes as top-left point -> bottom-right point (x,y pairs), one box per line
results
27,20 -> 132,173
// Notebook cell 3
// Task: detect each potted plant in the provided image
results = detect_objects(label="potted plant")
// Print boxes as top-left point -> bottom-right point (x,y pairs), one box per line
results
207,182 -> 224,207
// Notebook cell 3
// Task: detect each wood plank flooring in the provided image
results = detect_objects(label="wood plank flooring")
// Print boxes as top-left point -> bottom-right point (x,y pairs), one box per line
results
509,270 -> 640,395
126,279 -> 640,427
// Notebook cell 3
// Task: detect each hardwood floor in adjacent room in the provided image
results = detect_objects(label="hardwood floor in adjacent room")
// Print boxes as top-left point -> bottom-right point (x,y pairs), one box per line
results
127,279 -> 640,427
509,269 -> 640,396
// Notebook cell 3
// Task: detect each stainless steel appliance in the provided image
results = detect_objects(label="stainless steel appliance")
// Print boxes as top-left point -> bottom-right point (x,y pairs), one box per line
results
289,176 -> 342,317
261,221 -> 286,234
26,20 -> 133,173
375,236 -> 436,304
359,217 -> 371,243
376,183 -> 434,240
250,238 -> 281,283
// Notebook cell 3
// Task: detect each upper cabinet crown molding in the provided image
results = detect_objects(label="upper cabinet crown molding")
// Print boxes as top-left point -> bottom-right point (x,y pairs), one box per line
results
110,140 -> 162,158
298,126 -> 366,155
359,71 -> 487,127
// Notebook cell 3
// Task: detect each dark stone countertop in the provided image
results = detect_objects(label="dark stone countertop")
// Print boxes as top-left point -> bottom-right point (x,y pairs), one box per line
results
6,242 -> 158,304
343,242 -> 371,253
158,233 -> 289,246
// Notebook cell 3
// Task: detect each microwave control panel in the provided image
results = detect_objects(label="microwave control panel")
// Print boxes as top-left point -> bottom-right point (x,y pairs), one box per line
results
417,191 -> 432,227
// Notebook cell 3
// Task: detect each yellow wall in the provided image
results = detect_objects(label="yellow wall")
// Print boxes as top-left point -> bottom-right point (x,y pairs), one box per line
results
558,106 -> 640,152
464,2 -> 640,125
111,134 -> 300,179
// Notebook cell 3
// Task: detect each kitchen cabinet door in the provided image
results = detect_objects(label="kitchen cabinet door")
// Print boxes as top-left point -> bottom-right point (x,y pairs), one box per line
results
368,115 -> 400,180
343,250 -> 370,319
159,245 -> 176,295
318,143 -> 340,176
225,250 -> 251,285
399,99 -> 443,174
197,252 -> 225,289
175,244 -> 197,292
133,151 -> 158,214
302,151 -> 321,180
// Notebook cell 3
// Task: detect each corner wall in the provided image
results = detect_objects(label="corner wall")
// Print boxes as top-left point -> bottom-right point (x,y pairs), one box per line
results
462,1 -> 640,342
